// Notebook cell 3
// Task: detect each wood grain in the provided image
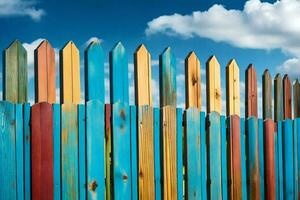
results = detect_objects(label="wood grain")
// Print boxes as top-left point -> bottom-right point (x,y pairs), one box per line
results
185,52 -> 201,110
283,75 -> 292,119
3,40 -> 28,103
206,56 -> 221,114
294,80 -> 300,118
60,41 -> 81,104
31,102 -> 54,200
274,74 -> 283,121
105,104 -> 112,200
161,106 -> 177,200
245,64 -> 258,118
226,59 -> 240,117
34,40 -> 56,103
262,70 -> 272,119
134,44 -> 153,106
159,47 -> 177,107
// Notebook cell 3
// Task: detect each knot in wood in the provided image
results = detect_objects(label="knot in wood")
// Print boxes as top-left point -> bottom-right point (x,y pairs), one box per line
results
89,180 -> 98,191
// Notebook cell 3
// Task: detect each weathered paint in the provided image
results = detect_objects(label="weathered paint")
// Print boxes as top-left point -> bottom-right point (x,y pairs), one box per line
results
207,111 -> 222,199
226,59 -> 240,116
3,40 -> 28,103
138,106 -> 155,199
31,103 -> 54,200
153,108 -> 161,200
283,75 -> 292,120
61,103 -> 79,200
0,102 -> 17,199
85,41 -> 105,102
262,70 -> 272,119
221,115 -> 227,200
206,56 -> 221,114
246,117 -> 260,199
23,103 -> 31,200
184,108 -> 201,199
130,106 -> 138,200
34,40 -> 56,103
112,102 -> 131,199
264,119 -> 276,200
282,119 -> 294,199
159,47 -> 177,107
176,108 -> 183,200
274,74 -> 283,122
110,42 -> 129,104
86,100 -> 105,200
294,81 -> 300,118
258,119 -> 265,199
78,104 -> 86,200
53,104 -> 61,200
105,104 -> 112,200
16,104 -> 24,199
245,64 -> 258,118
228,115 -> 242,200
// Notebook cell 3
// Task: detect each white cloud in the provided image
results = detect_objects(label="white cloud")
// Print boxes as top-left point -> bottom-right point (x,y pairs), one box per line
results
0,0 -> 45,21
276,58 -> 300,80
83,37 -> 103,49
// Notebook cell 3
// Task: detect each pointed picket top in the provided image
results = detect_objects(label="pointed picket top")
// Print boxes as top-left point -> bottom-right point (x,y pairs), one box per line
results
3,40 -> 28,103
85,40 -> 105,102
35,40 -> 56,103
262,70 -> 272,119
159,47 -> 176,107
283,74 -> 292,119
134,44 -> 152,106
294,79 -> 300,118
110,42 -> 129,104
274,74 -> 283,121
60,41 -> 81,104
185,51 -> 201,110
226,59 -> 240,116
245,64 -> 258,118
206,55 -> 221,114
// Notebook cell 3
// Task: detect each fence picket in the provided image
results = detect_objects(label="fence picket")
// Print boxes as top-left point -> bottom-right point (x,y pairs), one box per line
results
176,108 -> 183,200
283,75 -> 292,119
78,104 -> 86,200
293,119 -> 298,200
226,59 -> 240,116
130,106 -> 138,200
23,103 -> 31,200
263,70 -> 272,119
274,74 -> 283,121
153,108 -> 161,200
53,104 -> 61,200
200,112 -> 207,200
105,104 -> 112,200
294,80 -> 300,118
245,64 -> 258,118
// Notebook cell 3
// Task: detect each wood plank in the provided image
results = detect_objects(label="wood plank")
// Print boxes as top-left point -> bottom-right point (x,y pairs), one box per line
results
176,108 -> 183,200
23,103 -> 31,200
112,102 -> 131,199
86,100 -> 105,200
275,121 -> 284,200
221,116 -> 228,200
274,74 -> 283,121
200,112 -> 207,200
207,111 -> 222,199
3,40 -> 28,103
110,42 -> 129,104
184,108 -> 201,199
53,104 -> 61,200
240,118 -> 247,200
206,56 -> 222,114
245,64 -> 258,118
85,41 -> 105,101
16,104 -> 24,199
283,75 -> 292,119
246,116 -> 260,199
153,108 -> 161,200
105,104 -> 112,200
258,119 -> 265,199
228,115 -> 242,200
264,119 -> 276,199
61,103 -> 79,200
0,101 -> 16,199
31,102 -> 54,200
226,59 -> 240,116
159,47 -> 177,107
294,80 -> 300,118
161,106 -> 177,200
78,105 -> 86,200
262,70 -> 272,119
34,40 -> 56,103
185,52 -> 201,109
60,41 -> 81,104
130,106 -> 138,200
134,44 -> 152,106
138,106 -> 155,199
282,119 -> 294,199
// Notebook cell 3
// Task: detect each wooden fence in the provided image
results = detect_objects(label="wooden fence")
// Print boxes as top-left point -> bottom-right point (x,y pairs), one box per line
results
0,39 -> 299,200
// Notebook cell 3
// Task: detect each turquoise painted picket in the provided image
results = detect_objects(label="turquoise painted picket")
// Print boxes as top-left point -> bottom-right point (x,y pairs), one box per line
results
153,108 -> 161,200
221,116 -> 227,200
276,121 -> 284,200
78,104 -> 86,200
258,119 -> 265,199
53,104 -> 61,200
200,112 -> 207,200
240,118 -> 247,200
23,103 -> 31,200
130,106 -> 138,200
177,108 -> 183,200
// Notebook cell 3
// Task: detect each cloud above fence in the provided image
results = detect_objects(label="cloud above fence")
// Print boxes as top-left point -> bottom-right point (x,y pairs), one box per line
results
0,0 -> 45,21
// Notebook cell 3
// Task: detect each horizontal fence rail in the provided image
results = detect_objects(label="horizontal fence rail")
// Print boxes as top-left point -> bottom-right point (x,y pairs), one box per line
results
0,39 -> 300,200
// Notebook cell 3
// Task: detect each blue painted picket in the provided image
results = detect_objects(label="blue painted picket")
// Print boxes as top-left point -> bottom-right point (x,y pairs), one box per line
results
130,106 -> 138,200
153,108 -> 161,200
16,104 -> 24,199
177,108 -> 183,200
53,104 -> 61,200
282,119 -> 294,199
221,116 -> 227,200
275,129 -> 279,200
200,112 -> 207,200
276,121 -> 284,200
240,118 -> 247,200
207,111 -> 222,199
78,104 -> 86,200
23,103 -> 31,200
258,119 -> 265,199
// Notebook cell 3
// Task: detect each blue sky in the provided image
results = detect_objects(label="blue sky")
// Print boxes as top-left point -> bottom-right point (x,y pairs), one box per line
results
0,0 -> 299,117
